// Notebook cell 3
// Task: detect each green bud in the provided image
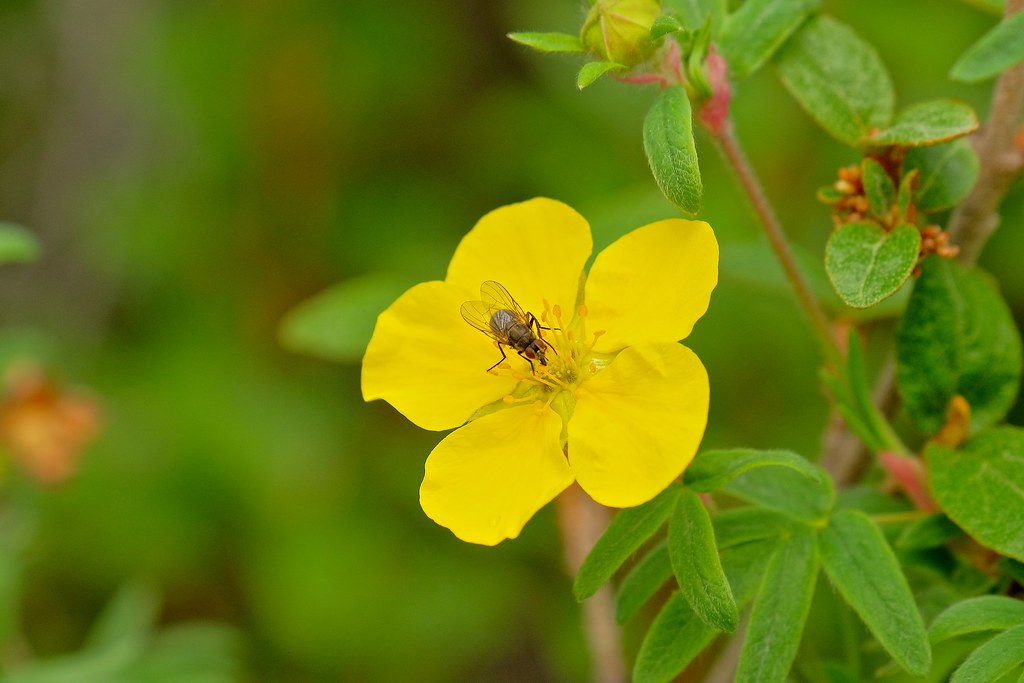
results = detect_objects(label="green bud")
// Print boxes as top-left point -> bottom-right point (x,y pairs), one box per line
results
580,0 -> 662,67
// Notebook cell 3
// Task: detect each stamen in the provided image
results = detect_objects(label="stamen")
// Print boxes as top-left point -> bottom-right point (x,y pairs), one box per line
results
578,305 -> 588,317
503,394 -> 532,405
552,304 -> 562,321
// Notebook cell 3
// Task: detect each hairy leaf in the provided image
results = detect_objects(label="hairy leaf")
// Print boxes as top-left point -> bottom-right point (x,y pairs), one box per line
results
903,139 -> 980,212
615,542 -> 673,624
643,86 -> 702,214
865,99 -> 978,147
718,0 -> 820,80
825,222 -> 920,308
896,258 -> 1023,435
774,15 -> 894,146
632,593 -> 718,683
723,462 -> 835,522
930,595 -> 1024,644
685,448 -> 824,493
574,486 -> 680,600
861,158 -> 896,220
927,427 -> 1024,562
669,489 -> 737,632
819,509 -> 931,675
735,529 -> 819,683
577,60 -> 623,89
950,623 -> 1024,683
663,0 -> 726,32
950,12 -> 1024,82
712,507 -> 796,548
506,31 -> 584,53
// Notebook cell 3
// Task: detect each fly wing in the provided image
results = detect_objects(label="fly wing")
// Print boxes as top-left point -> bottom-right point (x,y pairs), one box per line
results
461,299 -> 503,339
479,281 -> 527,320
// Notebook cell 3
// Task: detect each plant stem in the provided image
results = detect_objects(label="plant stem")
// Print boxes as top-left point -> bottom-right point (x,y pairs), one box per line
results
556,483 -> 625,683
947,0 -> 1024,264
711,120 -> 844,370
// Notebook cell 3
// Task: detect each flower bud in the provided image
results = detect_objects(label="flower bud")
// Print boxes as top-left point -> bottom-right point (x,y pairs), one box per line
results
580,0 -> 662,67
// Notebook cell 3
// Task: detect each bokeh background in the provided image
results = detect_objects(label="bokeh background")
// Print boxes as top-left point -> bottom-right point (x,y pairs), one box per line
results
0,0 -> 1019,680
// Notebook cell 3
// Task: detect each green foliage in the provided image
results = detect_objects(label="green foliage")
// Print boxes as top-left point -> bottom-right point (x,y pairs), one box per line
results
865,99 -> 978,147
684,447 -> 825,492
506,31 -> 584,53
895,513 -> 962,551
950,12 -> 1024,82
723,459 -> 835,521
615,542 -> 672,624
574,485 -> 680,600
632,592 -> 718,683
896,258 -> 1023,436
712,506 -> 796,547
642,86 -> 702,214
927,427 -> 1024,561
861,158 -> 896,221
929,595 -> 1024,643
663,0 -> 725,32
649,15 -> 683,40
668,489 -> 737,632
735,528 -> 819,683
949,624 -> 1024,683
0,223 -> 39,264
904,139 -> 980,212
718,0 -> 820,81
577,60 -> 623,89
819,509 -> 932,675
278,273 -> 410,363
825,222 -> 920,308
774,15 -> 894,147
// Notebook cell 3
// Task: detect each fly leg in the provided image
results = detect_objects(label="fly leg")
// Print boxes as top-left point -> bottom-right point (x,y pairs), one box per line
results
486,343 -> 508,373
516,349 -> 537,374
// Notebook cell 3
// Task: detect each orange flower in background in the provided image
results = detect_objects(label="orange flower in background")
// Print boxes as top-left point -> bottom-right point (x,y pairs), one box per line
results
0,364 -> 100,484
362,198 -> 718,545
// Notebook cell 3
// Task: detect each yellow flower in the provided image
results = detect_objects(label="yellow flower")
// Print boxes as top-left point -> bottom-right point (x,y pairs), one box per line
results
362,198 -> 718,545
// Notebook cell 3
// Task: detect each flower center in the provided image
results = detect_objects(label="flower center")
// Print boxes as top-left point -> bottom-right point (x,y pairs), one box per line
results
491,300 -> 608,410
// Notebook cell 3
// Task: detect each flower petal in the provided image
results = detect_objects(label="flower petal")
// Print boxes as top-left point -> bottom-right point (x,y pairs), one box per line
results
584,219 -> 718,352
568,343 -> 709,508
362,281 -> 517,431
420,403 -> 572,545
446,198 -> 592,318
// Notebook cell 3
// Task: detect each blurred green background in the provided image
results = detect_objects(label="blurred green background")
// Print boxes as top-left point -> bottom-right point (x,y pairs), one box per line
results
0,0 -> 1018,680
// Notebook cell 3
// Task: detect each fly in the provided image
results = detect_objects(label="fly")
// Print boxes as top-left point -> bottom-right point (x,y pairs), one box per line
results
461,281 -> 549,373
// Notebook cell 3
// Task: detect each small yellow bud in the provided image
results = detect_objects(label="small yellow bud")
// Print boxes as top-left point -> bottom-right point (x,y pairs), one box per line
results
580,0 -> 662,67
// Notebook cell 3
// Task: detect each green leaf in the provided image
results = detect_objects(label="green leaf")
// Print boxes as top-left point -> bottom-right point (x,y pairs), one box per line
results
650,15 -> 683,39
632,538 -> 775,683
735,529 -> 819,683
865,99 -> 979,147
927,427 -> 1024,561
718,0 -> 819,80
632,593 -> 719,683
712,506 -> 796,548
825,221 -> 921,308
685,448 -> 825,493
723,462 -> 835,522
85,582 -> 159,651
861,158 -> 896,220
669,489 -> 738,632
819,509 -> 931,676
507,31 -> 584,53
577,60 -> 623,89
898,168 -> 917,219
1001,558 -> 1024,585
903,138 -> 980,212
896,513 -> 962,550
773,15 -> 894,147
0,224 -> 40,264
896,258 -> 1023,435
663,0 -> 726,32
616,542 -> 673,624
951,623 -> 1024,683
930,595 -> 1024,644
950,12 -> 1024,82
279,273 -> 410,363
643,86 -> 702,215
574,486 -> 680,600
